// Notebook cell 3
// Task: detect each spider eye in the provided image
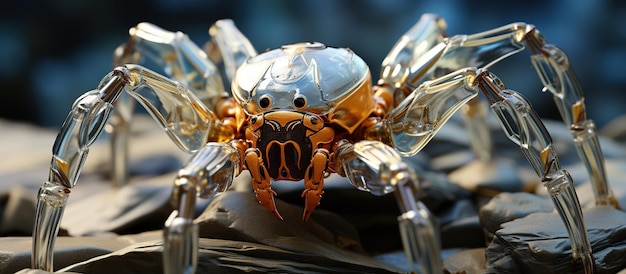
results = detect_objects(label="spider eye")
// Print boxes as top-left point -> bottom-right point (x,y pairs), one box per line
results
259,96 -> 271,109
293,96 -> 306,109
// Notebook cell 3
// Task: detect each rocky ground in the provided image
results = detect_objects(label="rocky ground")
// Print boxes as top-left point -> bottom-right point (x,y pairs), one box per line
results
2,115 -> 626,273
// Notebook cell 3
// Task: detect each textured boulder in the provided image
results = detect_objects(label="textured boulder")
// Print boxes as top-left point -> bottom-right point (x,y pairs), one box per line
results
478,192 -> 554,239
485,206 -> 626,273
23,190 -> 406,273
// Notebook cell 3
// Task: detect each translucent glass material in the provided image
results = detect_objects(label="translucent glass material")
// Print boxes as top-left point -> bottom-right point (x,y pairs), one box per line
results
400,23 -> 529,93
208,19 -> 258,82
385,68 -> 479,156
545,170 -> 594,273
51,88 -> 117,187
573,119 -> 616,206
380,13 -> 447,90
32,182 -> 69,271
164,142 -> 239,273
487,91 -> 554,176
380,21 -> 532,160
110,22 -> 232,187
176,142 -> 240,199
336,140 -> 442,274
530,45 -> 584,126
461,98 -> 492,161
394,169 -> 442,274
124,65 -> 234,152
124,22 -> 226,109
165,176 -> 198,274
529,38 -> 615,208
33,73 -> 125,271
398,202 -> 442,274
477,72 -> 593,273
163,211 -> 198,274
106,92 -> 134,187
336,141 -> 403,195
108,23 -> 236,186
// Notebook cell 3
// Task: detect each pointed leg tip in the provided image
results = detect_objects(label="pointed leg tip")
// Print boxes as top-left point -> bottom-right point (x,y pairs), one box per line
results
301,190 -> 323,222
272,209 -> 284,221
302,210 -> 312,222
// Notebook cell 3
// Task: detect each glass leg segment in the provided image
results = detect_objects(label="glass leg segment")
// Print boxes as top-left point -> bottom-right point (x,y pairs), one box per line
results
163,211 -> 198,274
544,170 -> 594,273
31,181 -> 69,271
108,92 -> 134,188
461,98 -> 492,162
572,119 -> 617,208
395,180 -> 443,274
397,201 -> 442,274
109,118 -> 130,188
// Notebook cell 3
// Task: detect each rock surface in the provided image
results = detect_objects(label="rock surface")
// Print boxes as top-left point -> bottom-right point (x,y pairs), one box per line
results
485,206 -> 626,273
4,116 -> 626,273
478,192 -> 554,239
51,191 -> 404,273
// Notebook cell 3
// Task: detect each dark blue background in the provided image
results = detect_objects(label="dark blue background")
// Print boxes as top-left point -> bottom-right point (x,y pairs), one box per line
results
2,0 -> 625,129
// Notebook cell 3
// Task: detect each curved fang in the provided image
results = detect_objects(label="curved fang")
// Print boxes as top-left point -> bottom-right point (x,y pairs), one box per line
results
301,149 -> 329,222
245,148 -> 282,220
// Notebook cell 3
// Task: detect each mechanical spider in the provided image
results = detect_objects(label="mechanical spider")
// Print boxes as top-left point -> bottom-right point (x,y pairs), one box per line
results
32,14 -> 614,273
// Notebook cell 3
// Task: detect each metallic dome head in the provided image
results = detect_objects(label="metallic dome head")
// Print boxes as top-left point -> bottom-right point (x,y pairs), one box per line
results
232,42 -> 371,117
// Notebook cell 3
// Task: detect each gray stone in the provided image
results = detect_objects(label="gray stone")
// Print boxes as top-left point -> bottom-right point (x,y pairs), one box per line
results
448,158 -> 539,198
438,199 -> 485,248
574,159 -> 626,209
441,216 -> 485,249
485,206 -> 626,273
478,192 -> 553,238
442,248 -> 487,274
0,234 -> 141,273
55,190 -> 405,273
0,186 -> 37,236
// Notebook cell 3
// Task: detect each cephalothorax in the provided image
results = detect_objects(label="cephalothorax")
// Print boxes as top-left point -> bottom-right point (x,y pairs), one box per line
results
32,15 -> 614,274
233,43 -> 375,220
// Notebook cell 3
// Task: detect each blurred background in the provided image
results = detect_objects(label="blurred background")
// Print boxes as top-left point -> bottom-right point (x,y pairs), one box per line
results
1,0 -> 625,129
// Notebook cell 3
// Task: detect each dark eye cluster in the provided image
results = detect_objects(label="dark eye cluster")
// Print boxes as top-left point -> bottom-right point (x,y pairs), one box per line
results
293,96 -> 306,108
257,94 -> 308,110
259,96 -> 271,109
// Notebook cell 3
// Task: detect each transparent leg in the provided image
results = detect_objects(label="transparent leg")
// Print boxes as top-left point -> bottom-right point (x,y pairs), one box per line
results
107,92 -> 135,188
545,170 -> 594,272
162,142 -> 239,273
478,71 -> 594,273
461,97 -> 492,162
336,140 -> 442,273
163,211 -> 198,274
397,201 -> 441,274
31,71 -> 125,271
572,119 -> 617,208
32,182 -> 69,271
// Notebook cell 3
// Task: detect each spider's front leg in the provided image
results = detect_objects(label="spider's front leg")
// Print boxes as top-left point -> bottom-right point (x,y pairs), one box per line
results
109,20 -> 255,187
334,140 -> 442,274
524,30 -> 617,208
109,22 -> 225,187
376,60 -> 593,271
368,68 -> 479,274
476,70 -> 593,273
32,64 -> 235,272
386,14 -> 616,209
32,70 -> 126,271
163,141 -> 242,274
